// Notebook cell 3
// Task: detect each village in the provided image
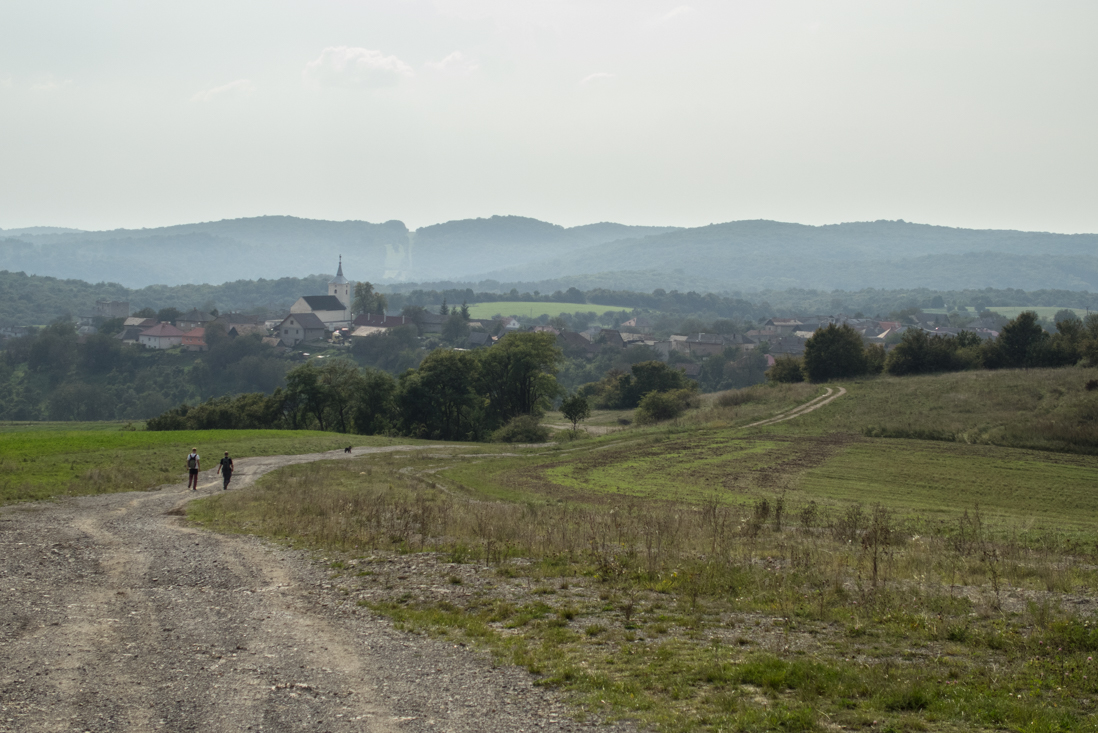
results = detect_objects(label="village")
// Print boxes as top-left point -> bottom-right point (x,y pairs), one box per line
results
49,259 -> 1007,383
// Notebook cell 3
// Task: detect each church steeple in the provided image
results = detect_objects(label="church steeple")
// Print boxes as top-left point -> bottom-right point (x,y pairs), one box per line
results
329,255 -> 348,285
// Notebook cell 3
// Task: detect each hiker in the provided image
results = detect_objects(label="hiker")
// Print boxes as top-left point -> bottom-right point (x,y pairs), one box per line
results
186,448 -> 200,490
217,451 -> 234,490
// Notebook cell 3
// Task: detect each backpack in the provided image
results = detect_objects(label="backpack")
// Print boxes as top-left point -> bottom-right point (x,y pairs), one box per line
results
187,454 -> 197,469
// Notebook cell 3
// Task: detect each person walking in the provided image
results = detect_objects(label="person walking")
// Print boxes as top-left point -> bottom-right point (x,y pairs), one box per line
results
186,448 -> 200,490
217,451 -> 234,490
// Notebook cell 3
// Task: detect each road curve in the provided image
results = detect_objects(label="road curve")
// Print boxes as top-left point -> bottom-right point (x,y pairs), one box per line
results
0,446 -> 634,733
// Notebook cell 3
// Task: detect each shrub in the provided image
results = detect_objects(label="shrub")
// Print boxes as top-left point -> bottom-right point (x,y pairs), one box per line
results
767,356 -> 805,383
635,388 -> 699,424
491,414 -> 551,443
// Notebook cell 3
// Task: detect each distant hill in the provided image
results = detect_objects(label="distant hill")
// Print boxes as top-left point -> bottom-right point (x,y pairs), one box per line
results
2,215 -> 1097,292
480,220 -> 1098,291
0,215 -> 677,288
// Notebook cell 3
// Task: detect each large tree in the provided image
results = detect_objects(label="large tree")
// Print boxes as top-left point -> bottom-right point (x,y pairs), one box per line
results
352,282 -> 388,315
802,323 -> 868,382
478,331 -> 562,425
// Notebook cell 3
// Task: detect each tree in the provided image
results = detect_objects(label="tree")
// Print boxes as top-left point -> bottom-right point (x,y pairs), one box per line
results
459,301 -> 471,320
317,358 -> 362,433
441,313 -> 470,345
398,349 -> 482,440
439,299 -> 449,316
560,393 -> 591,436
802,324 -> 868,382
994,311 -> 1048,369
353,282 -> 388,315
156,307 -> 182,324
133,307 -> 156,318
285,362 -> 329,431
766,356 -> 805,383
478,332 -> 563,426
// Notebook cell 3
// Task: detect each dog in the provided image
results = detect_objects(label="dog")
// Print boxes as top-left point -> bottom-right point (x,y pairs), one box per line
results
344,446 -> 352,454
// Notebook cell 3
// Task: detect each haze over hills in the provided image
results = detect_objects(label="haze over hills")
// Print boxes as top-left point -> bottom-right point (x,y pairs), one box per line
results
1,215 -> 1096,293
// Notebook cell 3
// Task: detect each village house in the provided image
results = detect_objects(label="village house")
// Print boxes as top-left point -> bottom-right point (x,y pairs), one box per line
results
350,313 -> 414,338
557,330 -> 600,358
182,327 -> 207,352
277,312 -> 327,346
123,316 -> 156,330
139,323 -> 185,350
176,309 -> 215,331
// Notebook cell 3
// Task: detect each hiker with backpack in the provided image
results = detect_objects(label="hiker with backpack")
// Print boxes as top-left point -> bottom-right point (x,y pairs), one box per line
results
217,451 -> 234,490
186,448 -> 200,490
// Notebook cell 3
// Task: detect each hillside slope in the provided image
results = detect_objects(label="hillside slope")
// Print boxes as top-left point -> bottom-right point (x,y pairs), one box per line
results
483,219 -> 1098,291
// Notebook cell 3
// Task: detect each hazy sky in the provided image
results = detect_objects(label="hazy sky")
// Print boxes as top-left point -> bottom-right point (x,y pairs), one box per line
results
1,1 -> 1095,233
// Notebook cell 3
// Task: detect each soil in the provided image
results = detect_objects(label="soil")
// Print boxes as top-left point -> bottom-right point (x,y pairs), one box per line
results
0,447 -> 638,733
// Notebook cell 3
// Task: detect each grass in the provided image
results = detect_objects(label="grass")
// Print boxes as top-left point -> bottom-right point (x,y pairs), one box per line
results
9,366 -> 1087,730
187,367 -> 1098,731
189,441 -> 1098,731
465,301 -> 628,320
0,426 -> 397,504
986,306 -> 1092,320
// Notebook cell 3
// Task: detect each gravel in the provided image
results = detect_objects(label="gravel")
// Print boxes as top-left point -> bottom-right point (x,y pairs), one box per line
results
0,447 -> 639,733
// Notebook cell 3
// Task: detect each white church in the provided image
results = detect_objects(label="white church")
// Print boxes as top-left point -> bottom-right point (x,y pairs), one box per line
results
281,258 -> 355,341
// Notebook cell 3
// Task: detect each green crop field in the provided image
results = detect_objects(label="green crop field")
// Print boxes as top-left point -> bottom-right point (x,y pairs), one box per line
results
0,426 -> 397,504
465,301 -> 629,320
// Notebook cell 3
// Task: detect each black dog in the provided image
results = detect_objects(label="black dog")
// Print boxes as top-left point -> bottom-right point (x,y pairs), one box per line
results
344,446 -> 352,453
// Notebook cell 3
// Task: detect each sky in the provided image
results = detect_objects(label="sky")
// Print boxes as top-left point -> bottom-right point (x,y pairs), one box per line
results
1,0 -> 1096,234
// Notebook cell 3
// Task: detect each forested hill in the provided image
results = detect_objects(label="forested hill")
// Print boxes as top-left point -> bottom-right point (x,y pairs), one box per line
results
0,217 -> 409,287
3,215 -> 1097,292
0,215 -> 677,289
0,271 -> 329,326
482,220 -> 1098,292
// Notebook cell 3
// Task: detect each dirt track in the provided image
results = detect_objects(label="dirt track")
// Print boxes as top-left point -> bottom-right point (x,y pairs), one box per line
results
0,447 -> 635,733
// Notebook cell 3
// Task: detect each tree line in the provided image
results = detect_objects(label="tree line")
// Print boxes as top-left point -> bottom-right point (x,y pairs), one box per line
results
769,311 -> 1098,384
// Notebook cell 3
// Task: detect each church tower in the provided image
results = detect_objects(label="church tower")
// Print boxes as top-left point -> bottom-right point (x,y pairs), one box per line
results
328,256 -> 353,311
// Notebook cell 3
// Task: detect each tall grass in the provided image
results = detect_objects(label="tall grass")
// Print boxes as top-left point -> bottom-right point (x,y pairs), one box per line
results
192,451 -> 1098,731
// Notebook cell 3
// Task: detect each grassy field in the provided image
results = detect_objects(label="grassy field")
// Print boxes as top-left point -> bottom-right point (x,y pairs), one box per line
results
189,367 -> 1098,732
986,306 -> 1092,320
466,301 -> 628,320
0,423 -> 397,504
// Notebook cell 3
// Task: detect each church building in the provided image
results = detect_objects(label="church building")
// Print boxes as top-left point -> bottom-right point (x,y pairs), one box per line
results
288,257 -> 355,329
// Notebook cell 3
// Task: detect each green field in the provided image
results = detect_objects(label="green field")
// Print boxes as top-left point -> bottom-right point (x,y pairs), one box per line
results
986,305 -> 1092,320
465,301 -> 628,320
187,367 -> 1098,732
0,424 -> 397,504
11,366 -> 1098,730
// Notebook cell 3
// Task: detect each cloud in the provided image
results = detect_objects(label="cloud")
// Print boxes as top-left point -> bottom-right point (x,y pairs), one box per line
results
580,72 -> 616,85
425,51 -> 479,76
304,47 -> 414,88
0,77 -> 12,89
30,76 -> 72,92
654,5 -> 694,24
191,78 -> 256,103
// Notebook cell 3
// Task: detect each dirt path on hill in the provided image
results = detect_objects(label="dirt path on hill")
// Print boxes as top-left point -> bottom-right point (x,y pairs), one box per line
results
744,386 -> 847,428
0,446 -> 636,733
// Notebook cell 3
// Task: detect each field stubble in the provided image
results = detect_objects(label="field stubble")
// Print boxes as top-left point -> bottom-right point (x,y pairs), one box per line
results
192,427 -> 1098,732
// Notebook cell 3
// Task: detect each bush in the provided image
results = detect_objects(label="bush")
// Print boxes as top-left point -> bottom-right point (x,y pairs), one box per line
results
802,324 -> 868,382
491,414 -> 551,443
635,388 -> 699,424
716,389 -> 759,408
767,356 -> 805,383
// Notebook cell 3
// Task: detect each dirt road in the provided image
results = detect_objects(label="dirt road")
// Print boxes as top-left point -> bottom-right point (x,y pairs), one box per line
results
0,447 -> 634,733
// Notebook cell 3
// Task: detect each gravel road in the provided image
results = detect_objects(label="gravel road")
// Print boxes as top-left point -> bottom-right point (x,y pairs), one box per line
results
0,447 -> 637,733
